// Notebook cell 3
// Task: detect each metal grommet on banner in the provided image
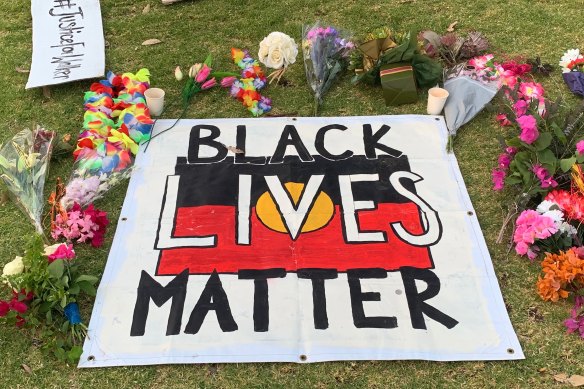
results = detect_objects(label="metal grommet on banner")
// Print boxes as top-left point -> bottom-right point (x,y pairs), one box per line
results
87,355 -> 96,361
467,211 -> 474,216
299,354 -> 307,362
507,348 -> 515,354
121,217 -> 128,221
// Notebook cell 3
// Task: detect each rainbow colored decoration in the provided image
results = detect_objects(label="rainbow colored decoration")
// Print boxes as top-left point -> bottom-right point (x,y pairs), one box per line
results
62,69 -> 153,208
229,48 -> 272,116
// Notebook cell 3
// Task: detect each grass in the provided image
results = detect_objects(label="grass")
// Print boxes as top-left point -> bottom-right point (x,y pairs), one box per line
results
0,0 -> 584,387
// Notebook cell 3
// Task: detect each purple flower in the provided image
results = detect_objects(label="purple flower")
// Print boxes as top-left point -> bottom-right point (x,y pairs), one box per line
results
258,96 -> 272,112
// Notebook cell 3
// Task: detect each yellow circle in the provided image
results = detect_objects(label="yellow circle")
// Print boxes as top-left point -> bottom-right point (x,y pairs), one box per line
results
256,182 -> 334,234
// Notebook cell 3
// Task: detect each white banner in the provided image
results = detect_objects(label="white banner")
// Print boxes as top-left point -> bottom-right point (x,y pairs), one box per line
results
26,0 -> 105,89
80,116 -> 523,367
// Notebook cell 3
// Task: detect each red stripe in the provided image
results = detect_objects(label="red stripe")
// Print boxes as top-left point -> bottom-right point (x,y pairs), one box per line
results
380,66 -> 412,76
157,204 -> 432,275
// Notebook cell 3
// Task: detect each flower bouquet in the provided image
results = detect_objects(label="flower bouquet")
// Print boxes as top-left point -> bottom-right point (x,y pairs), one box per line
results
302,23 -> 355,115
560,48 -> 584,97
1,236 -> 98,362
0,126 -> 55,234
258,31 -> 298,84
419,30 -> 490,67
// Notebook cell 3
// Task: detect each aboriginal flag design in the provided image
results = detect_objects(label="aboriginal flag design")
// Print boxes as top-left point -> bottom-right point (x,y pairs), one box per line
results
155,154 -> 434,275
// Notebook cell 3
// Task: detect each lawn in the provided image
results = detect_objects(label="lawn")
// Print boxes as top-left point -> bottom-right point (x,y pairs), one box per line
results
0,0 -> 583,388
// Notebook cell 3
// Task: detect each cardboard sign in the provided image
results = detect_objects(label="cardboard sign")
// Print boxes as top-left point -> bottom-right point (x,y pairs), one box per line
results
80,116 -> 523,367
26,0 -> 105,89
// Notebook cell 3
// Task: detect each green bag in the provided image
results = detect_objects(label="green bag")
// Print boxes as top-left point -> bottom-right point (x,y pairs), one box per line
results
380,62 -> 418,106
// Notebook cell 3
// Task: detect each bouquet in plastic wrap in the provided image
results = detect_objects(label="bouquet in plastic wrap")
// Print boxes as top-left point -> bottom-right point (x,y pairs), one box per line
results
61,69 -> 153,209
0,126 -> 55,233
302,23 -> 355,115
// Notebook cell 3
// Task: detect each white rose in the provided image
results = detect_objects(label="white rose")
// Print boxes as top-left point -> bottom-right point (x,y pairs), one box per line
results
258,40 -> 270,64
280,40 -> 298,66
3,256 -> 24,276
266,47 -> 284,69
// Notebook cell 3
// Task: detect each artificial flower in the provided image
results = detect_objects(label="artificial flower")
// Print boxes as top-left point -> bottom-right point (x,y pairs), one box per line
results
2,256 -> 24,277
519,82 -> 545,101
560,49 -> 583,73
577,140 -> 584,155
47,244 -> 76,263
174,66 -> 183,81
492,168 -> 506,191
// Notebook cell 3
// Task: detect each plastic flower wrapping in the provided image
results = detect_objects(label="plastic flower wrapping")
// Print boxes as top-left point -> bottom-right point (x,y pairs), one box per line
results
302,23 -> 355,114
0,126 -> 55,233
560,48 -> 584,97
229,48 -> 272,116
61,69 -> 153,209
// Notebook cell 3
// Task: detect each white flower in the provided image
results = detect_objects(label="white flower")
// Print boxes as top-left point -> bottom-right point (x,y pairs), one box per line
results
174,66 -> 183,81
2,256 -> 24,276
44,243 -> 63,257
559,222 -> 577,236
258,32 -> 298,70
559,48 -> 583,73
536,200 -> 560,214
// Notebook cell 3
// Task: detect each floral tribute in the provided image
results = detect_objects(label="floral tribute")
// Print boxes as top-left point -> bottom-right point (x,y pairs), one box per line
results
61,69 -> 154,209
228,48 -> 272,117
1,236 -> 98,362
491,53 -> 584,339
258,31 -> 298,84
302,23 -> 355,115
560,48 -> 584,97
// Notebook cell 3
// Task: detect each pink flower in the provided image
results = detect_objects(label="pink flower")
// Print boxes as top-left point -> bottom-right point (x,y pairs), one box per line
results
498,153 -> 512,169
564,296 -> 584,339
469,54 -> 494,70
505,147 -> 518,155
9,299 -> 28,314
47,244 -> 75,263
496,114 -> 512,126
517,115 -> 539,144
195,65 -> 211,83
201,78 -> 217,90
577,140 -> 584,155
220,76 -> 237,88
513,100 -> 528,117
519,82 -> 545,101
492,169 -> 506,191
532,164 -> 558,189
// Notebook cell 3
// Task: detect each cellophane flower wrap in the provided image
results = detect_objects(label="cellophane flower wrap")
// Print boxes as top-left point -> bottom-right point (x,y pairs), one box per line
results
302,23 -> 354,114
61,69 -> 153,209
560,48 -> 584,97
0,126 -> 55,233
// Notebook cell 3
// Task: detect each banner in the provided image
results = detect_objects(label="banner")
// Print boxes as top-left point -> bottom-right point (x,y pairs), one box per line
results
80,116 -> 524,367
26,0 -> 105,89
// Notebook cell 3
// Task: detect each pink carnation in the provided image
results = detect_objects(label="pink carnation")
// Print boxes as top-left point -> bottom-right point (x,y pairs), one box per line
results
513,209 -> 558,260
513,100 -> 528,117
492,168 -> 506,191
577,140 -> 584,155
517,115 -> 539,144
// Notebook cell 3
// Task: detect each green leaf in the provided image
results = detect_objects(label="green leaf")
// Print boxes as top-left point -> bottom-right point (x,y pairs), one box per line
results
560,157 -> 577,172
75,275 -> 99,285
67,346 -> 83,364
505,175 -> 523,185
534,132 -> 552,151
78,281 -> 97,296
203,53 -> 213,67
552,122 -> 567,145
578,154 -> 584,164
47,259 -> 65,279
60,295 -> 67,308
68,284 -> 80,295
537,149 -> 556,165
505,137 -> 522,148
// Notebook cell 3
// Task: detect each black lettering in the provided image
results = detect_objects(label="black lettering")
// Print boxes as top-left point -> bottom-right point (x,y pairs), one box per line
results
347,268 -> 397,328
298,269 -> 338,329
130,269 -> 188,336
363,124 -> 402,158
184,271 -> 238,334
238,268 -> 286,332
270,125 -> 314,163
315,124 -> 353,160
400,267 -> 458,330
187,125 -> 228,164
235,125 -> 267,165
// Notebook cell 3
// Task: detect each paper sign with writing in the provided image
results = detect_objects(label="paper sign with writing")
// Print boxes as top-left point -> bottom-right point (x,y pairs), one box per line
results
80,116 -> 523,367
26,0 -> 105,89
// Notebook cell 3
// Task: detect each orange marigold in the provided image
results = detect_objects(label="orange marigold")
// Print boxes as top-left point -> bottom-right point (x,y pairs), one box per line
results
537,248 -> 584,302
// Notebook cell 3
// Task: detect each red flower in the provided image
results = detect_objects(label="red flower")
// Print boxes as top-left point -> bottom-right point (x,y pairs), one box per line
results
15,315 -> 26,328
9,299 -> 28,314
0,301 -> 9,317
90,83 -> 113,96
12,289 -> 33,302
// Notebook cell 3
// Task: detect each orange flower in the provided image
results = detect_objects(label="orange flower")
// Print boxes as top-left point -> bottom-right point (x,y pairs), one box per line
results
537,249 -> 584,301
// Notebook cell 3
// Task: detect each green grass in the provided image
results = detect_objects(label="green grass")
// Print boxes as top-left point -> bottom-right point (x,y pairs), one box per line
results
1,0 -> 584,387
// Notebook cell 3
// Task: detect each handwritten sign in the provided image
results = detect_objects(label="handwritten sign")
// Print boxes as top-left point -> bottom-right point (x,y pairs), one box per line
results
26,0 -> 105,89
80,116 -> 524,367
